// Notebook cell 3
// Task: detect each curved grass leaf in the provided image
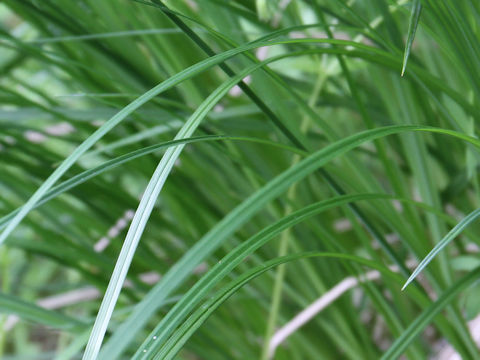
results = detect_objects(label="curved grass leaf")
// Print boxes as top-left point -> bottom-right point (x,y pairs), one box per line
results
403,207 -> 480,290
134,191 -> 480,359
134,1 -> 480,118
401,0 -> 423,76
0,34 -> 387,247
0,292 -> 87,332
149,252 -> 414,360
101,126 -> 480,359
383,266 -> 480,359
4,2 -> 480,360
0,135 -> 302,231
160,262 -> 480,360
132,193 -> 394,359
81,52 -> 308,360
2,33 -> 477,248
30,29 -> 186,44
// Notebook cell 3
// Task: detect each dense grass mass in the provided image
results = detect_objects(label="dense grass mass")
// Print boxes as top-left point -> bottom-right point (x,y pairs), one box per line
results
1,0 -> 480,359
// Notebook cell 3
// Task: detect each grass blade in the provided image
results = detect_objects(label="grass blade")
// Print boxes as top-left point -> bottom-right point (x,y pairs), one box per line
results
403,207 -> 480,290
0,36 -> 382,246
0,293 -> 86,332
401,0 -> 423,76
0,135 -> 301,231
151,252 -> 414,360
384,266 -> 480,359
101,125 -> 480,359
81,53 -> 300,360
4,2 -> 480,358
133,193 -> 394,359
0,33 -> 475,248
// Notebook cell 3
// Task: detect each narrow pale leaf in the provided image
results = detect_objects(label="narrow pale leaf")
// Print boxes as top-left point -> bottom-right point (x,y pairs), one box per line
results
402,207 -> 480,290
401,0 -> 422,76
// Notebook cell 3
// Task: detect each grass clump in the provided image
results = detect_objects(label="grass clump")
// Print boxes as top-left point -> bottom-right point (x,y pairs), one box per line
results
1,1 -> 480,359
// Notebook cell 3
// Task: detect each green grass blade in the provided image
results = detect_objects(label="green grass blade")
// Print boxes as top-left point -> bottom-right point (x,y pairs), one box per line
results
81,53 -> 301,360
132,193 -> 393,359
135,192 -> 480,359
403,207 -> 480,290
150,252 -> 412,360
0,33 -> 476,248
4,2 -> 480,358
0,293 -> 87,332
401,0 -> 422,76
30,29 -> 185,43
101,125 -> 480,359
0,135 -> 302,231
384,266 -> 480,359
0,36 -> 381,246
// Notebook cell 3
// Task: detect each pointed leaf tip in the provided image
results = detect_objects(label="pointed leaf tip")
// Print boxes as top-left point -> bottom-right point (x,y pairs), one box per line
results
401,279 -> 411,291
401,207 -> 480,293
401,0 -> 422,76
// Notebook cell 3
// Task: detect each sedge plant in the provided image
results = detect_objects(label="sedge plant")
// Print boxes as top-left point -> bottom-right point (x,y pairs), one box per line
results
1,0 -> 480,359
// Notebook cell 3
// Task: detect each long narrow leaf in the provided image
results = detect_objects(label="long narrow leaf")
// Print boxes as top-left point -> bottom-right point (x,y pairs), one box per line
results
101,125 -> 480,359
403,207 -> 480,290
0,135 -> 302,231
151,252 -> 412,360
81,53 -> 301,360
0,292 -> 87,332
401,0 -> 422,76
384,266 -> 480,359
133,193 -> 394,359
2,33 -> 476,247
